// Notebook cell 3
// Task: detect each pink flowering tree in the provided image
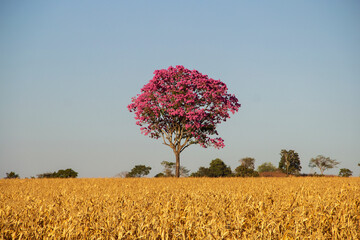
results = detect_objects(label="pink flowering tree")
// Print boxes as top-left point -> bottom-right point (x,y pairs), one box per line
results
128,66 -> 240,177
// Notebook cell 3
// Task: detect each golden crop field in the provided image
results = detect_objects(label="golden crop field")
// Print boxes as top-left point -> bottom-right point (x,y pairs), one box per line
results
1,177 -> 359,239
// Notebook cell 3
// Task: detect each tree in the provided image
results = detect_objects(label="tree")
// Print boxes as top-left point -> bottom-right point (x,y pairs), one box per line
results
239,157 -> 255,170
128,66 -> 240,177
234,165 -> 259,177
191,159 -> 232,177
257,162 -> 277,173
154,173 -> 165,178
179,166 -> 190,177
37,168 -> 78,178
190,167 -> 211,177
55,169 -> 78,178
159,161 -> 190,177
208,158 -> 232,177
309,155 -> 339,175
5,171 -> 19,179
126,165 -> 152,178
338,168 -> 352,177
161,161 -> 175,177
279,149 -> 301,175
235,157 -> 258,177
37,172 -> 55,178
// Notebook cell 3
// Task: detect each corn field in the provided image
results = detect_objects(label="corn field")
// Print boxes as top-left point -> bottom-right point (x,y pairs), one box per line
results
1,177 -> 359,239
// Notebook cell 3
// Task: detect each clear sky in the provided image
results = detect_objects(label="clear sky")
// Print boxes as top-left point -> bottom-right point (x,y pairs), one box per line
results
1,0 -> 359,178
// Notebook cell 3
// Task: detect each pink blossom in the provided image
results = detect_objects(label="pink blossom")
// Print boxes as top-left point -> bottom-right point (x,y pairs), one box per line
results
128,66 -> 240,177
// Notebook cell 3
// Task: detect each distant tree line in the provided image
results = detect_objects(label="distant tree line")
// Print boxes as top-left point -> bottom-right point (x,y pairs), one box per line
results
37,168 -> 78,178
121,149 -> 357,178
4,155 -> 358,179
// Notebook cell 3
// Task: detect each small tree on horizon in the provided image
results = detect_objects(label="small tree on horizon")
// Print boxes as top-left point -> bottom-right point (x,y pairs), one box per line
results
128,66 -> 240,177
239,157 -> 255,170
159,161 -> 190,177
37,168 -> 78,178
338,168 -> 352,177
208,158 -> 232,177
5,171 -> 19,179
257,162 -> 277,173
191,158 -> 232,177
309,155 -> 339,175
279,149 -> 301,175
190,167 -> 211,177
234,165 -> 259,177
126,165 -> 152,178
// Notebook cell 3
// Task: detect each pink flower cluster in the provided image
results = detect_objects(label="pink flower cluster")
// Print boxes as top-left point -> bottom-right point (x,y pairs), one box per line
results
127,65 -> 240,149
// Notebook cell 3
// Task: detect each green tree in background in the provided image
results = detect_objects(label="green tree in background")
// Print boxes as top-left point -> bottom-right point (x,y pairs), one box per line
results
5,171 -> 19,179
190,167 -> 211,177
155,161 -> 190,177
126,165 -> 152,178
191,158 -> 232,177
56,169 -> 78,178
235,157 -> 258,177
338,168 -> 352,177
257,162 -> 277,173
161,161 -> 175,177
208,158 -> 232,177
239,157 -> 255,170
37,168 -> 78,178
279,149 -> 301,175
309,155 -> 339,175
234,165 -> 259,177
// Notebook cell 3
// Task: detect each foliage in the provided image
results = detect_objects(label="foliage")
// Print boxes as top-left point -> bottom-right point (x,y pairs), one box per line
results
154,173 -> 165,178
128,66 -> 240,177
126,165 -> 152,178
37,168 -> 78,178
157,161 -> 190,177
338,168 -> 352,177
179,166 -> 190,177
208,158 -> 232,177
1,178 -> 360,239
234,165 -> 259,177
5,172 -> 19,179
56,169 -> 78,178
279,149 -> 301,175
309,155 -> 340,175
257,162 -> 277,173
161,161 -> 175,177
239,157 -> 255,170
190,167 -> 211,177
191,158 -> 232,177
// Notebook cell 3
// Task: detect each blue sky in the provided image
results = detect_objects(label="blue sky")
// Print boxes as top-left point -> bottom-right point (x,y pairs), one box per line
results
1,0 -> 359,178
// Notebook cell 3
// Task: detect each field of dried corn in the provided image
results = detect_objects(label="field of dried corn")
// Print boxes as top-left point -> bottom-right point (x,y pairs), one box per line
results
1,177 -> 359,239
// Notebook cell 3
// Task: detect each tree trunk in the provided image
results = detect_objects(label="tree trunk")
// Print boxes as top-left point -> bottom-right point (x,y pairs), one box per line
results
175,151 -> 180,178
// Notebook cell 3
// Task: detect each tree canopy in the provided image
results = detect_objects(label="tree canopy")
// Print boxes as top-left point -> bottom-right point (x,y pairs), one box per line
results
126,165 -> 152,178
309,155 -> 339,175
37,168 -> 78,178
338,168 -> 352,177
234,165 -> 259,177
158,161 -> 190,177
5,171 -> 19,179
279,149 -> 301,175
128,66 -> 240,177
239,157 -> 255,170
191,158 -> 232,177
257,162 -> 277,173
